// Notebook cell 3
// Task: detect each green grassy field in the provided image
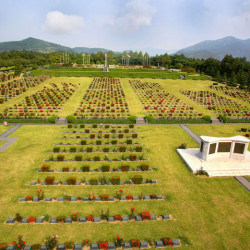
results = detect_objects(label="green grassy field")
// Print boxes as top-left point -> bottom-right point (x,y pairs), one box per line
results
0,125 -> 13,135
0,124 -> 249,249
30,68 -> 210,80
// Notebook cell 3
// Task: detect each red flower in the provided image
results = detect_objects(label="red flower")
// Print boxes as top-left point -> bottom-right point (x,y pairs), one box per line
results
12,241 -> 16,245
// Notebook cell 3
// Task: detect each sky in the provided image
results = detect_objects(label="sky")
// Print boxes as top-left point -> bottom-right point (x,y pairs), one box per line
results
0,0 -> 249,53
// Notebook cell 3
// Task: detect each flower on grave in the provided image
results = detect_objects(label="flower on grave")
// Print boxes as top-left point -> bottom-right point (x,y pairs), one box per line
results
163,237 -> 173,246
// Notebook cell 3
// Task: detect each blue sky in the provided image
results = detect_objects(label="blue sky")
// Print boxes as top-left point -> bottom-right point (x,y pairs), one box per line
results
0,0 -> 249,52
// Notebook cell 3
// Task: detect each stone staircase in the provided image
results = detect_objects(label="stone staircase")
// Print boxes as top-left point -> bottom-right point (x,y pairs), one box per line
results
206,167 -> 250,177
136,118 -> 147,125
56,117 -> 68,125
211,117 -> 221,124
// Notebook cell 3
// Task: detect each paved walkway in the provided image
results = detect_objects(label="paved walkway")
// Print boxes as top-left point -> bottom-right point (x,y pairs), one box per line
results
0,125 -> 21,152
179,124 -> 201,144
235,177 -> 250,192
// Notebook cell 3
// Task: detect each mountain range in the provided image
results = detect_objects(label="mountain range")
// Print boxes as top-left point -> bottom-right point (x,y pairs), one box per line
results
174,36 -> 250,60
0,36 -> 249,60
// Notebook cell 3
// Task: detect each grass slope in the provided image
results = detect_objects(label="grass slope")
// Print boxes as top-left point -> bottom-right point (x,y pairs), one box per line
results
0,125 -> 249,249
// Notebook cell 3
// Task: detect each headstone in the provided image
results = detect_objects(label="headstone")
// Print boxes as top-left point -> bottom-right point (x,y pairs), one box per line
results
140,241 -> 149,249
6,247 -> 15,250
151,180 -> 156,184
24,246 -> 32,250
154,241 -> 164,248
71,197 -> 77,202
21,218 -> 28,223
143,196 -> 150,200
156,196 -> 163,200
122,216 -> 129,222
150,215 -> 157,220
95,197 -> 101,201
6,218 -> 15,224
57,244 -> 65,250
123,242 -> 132,249
74,244 -> 83,250
90,243 -> 99,250
50,218 -> 57,223
65,218 -> 72,223
162,214 -> 170,220
120,197 -> 126,201
135,216 -> 142,221
40,245 -> 47,250
45,198 -> 52,202
57,197 -> 65,202
36,218 -> 44,223
108,242 -> 116,249
172,239 -> 181,247
30,182 -> 37,186
19,198 -> 26,202
79,217 -> 86,223
93,217 -> 101,222
108,217 -> 115,222
83,197 -> 89,201
109,197 -> 114,201
133,197 -> 139,200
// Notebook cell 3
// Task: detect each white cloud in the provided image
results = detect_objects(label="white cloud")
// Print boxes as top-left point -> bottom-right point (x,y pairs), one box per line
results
113,0 -> 156,33
43,11 -> 84,34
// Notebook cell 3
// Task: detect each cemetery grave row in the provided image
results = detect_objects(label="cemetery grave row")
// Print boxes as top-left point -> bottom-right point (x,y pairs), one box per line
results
0,82 -> 78,118
4,235 -> 180,249
129,80 -> 202,119
74,77 -> 130,119
0,73 -> 16,83
0,76 -> 51,104
180,90 -> 250,118
209,85 -> 250,104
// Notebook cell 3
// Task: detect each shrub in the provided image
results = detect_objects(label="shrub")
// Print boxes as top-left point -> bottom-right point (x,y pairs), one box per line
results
67,177 -> 76,185
90,178 -> 98,185
127,139 -> 132,144
150,194 -> 157,199
15,213 -> 23,222
114,215 -> 122,221
67,115 -> 76,123
48,116 -> 57,123
81,140 -> 86,145
71,212 -> 79,222
45,235 -> 58,250
111,176 -> 120,185
64,241 -> 74,249
68,125 -> 72,128
94,156 -> 100,161
119,146 -> 126,152
90,134 -> 95,139
62,167 -> 69,172
141,164 -> 149,171
70,147 -> 76,152
136,146 -> 143,152
86,215 -> 94,221
0,243 -> 8,250
132,134 -> 138,138
45,176 -> 55,185
219,114 -> 228,123
121,164 -> 130,171
118,134 -> 124,138
101,165 -> 110,172
28,216 -> 36,223
128,115 -> 136,123
57,155 -> 65,161
101,194 -> 109,201
163,237 -> 173,246
111,140 -> 117,145
26,195 -> 33,201
12,235 -> 25,250
98,241 -> 109,250
114,236 -> 124,247
130,239 -> 140,248
126,195 -> 133,200
195,167 -> 208,176
75,155 -> 82,161
53,147 -> 60,153
57,215 -> 66,223
145,115 -> 154,123
141,212 -> 151,220
202,115 -> 211,122
129,124 -> 134,128
96,140 -> 102,145
132,175 -> 143,184
130,154 -> 137,161
103,147 -> 109,152
81,165 -> 90,172
80,124 -> 85,128
87,147 -> 93,152
42,165 -> 50,172
178,143 -> 187,149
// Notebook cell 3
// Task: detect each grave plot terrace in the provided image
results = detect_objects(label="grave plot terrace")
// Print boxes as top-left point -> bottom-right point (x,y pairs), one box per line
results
0,82 -> 78,118
74,77 -> 130,119
180,90 -> 250,118
209,85 -> 250,104
0,76 -> 50,104
129,80 -> 202,119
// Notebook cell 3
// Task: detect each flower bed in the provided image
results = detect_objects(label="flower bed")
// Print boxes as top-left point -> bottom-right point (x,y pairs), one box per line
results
74,77 -> 131,119
130,80 -> 201,119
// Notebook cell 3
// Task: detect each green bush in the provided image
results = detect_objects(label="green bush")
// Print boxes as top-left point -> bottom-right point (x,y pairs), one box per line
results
132,175 -> 143,184
81,140 -> 86,145
111,176 -> 120,185
67,115 -> 76,123
53,147 -> 60,153
101,165 -> 110,172
141,164 -> 149,171
80,124 -> 85,128
128,116 -> 136,123
57,215 -> 66,222
136,146 -> 143,152
202,116 -> 211,122
219,114 -> 228,123
75,155 -> 82,161
45,176 -> 55,185
70,147 -> 76,152
48,116 -> 57,123
57,155 -> 65,161
68,124 -> 73,128
67,176 -> 76,185
81,165 -> 90,172
90,178 -> 98,185
121,164 -> 130,172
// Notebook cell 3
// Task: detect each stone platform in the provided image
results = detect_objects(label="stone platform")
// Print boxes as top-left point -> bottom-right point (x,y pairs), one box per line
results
177,148 -> 250,177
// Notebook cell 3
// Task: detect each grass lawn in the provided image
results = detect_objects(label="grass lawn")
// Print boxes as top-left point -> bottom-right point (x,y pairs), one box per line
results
0,124 -> 249,249
188,124 -> 250,150
0,140 -> 7,146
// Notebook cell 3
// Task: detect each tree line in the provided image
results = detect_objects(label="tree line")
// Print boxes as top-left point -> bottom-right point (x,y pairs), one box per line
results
0,50 -> 249,89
